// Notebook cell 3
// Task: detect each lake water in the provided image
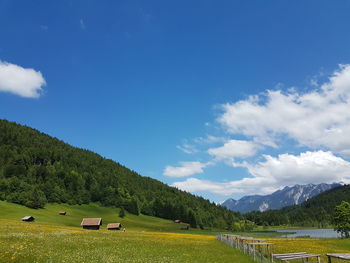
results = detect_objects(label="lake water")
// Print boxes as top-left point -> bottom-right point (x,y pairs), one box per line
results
277,228 -> 341,238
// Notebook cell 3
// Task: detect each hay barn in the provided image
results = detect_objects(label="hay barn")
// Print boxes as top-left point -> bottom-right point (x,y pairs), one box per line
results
174,219 -> 181,223
22,216 -> 35,222
107,223 -> 122,230
58,211 -> 66,215
81,218 -> 102,230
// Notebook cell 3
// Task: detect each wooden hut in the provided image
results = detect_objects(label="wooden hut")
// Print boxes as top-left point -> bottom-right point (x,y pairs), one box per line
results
107,223 -> 122,230
180,225 -> 189,230
22,216 -> 35,222
81,218 -> 102,230
58,211 -> 66,215
174,219 -> 181,223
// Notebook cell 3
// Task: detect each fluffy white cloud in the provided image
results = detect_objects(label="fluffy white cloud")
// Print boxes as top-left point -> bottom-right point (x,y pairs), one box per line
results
208,139 -> 259,160
239,150 -> 350,186
0,61 -> 46,98
170,65 -> 350,199
163,161 -> 209,178
172,151 -> 350,196
218,65 -> 350,155
172,177 -> 276,196
172,178 -> 242,195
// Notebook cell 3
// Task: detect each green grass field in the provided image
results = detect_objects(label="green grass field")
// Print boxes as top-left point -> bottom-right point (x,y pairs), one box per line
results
1,201 -> 350,263
0,201 -> 255,262
0,223 -> 257,263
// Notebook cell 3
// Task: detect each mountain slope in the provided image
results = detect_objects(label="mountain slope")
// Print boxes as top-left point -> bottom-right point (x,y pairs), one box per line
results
0,119 -> 241,229
222,183 -> 341,213
245,184 -> 350,227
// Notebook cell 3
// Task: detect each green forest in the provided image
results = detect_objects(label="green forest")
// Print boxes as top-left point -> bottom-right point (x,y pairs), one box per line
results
244,184 -> 350,227
0,120 -> 242,229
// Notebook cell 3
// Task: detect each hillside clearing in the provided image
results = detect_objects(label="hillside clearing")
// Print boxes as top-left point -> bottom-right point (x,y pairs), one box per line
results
0,201 -> 191,232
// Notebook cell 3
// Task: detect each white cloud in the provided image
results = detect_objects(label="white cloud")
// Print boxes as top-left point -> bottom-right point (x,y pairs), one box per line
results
218,65 -> 350,155
193,135 -> 228,144
163,161 -> 209,178
172,178 -> 241,195
172,177 -> 276,196
239,150 -> 350,186
172,151 -> 350,196
208,139 -> 259,160
169,65 -> 350,199
176,141 -> 198,154
0,61 -> 46,98
176,136 -> 229,154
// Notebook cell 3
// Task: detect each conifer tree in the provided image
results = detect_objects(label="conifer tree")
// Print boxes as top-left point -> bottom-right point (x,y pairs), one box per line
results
119,207 -> 126,218
333,201 -> 350,238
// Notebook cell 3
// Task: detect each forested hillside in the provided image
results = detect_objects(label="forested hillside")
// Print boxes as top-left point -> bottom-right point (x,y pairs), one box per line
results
245,184 -> 350,227
0,120 -> 241,229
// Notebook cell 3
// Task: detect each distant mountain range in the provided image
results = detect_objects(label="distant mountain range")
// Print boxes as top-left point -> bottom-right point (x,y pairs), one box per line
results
244,184 -> 350,227
221,183 -> 342,214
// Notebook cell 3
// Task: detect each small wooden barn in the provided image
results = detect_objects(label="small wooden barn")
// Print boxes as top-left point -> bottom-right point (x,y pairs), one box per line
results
180,225 -> 189,230
107,223 -> 122,230
58,211 -> 66,215
81,218 -> 102,230
22,216 -> 35,222
174,219 -> 181,223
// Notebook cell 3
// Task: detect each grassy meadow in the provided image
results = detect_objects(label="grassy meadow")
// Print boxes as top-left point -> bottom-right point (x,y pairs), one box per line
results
0,201 -> 255,262
1,201 -> 350,262
0,222 -> 257,263
0,201 -> 189,232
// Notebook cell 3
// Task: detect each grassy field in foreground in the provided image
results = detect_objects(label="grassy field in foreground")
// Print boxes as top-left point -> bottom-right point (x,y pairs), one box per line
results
0,222 -> 255,263
1,225 -> 350,263
2,201 -> 350,262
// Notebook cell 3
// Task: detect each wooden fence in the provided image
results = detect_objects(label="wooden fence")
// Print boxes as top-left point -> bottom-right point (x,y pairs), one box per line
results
217,234 -> 350,263
216,234 -> 273,263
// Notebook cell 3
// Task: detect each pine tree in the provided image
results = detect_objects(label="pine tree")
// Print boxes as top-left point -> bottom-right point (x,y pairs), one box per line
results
188,209 -> 197,228
25,187 -> 47,209
333,201 -> 350,238
119,207 -> 126,218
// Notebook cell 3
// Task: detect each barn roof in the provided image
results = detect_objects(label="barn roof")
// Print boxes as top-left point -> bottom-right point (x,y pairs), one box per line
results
22,216 -> 34,220
107,223 -> 121,229
81,218 -> 102,226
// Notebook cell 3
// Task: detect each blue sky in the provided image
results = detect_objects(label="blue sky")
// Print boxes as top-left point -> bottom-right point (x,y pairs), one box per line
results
1,1 -> 350,202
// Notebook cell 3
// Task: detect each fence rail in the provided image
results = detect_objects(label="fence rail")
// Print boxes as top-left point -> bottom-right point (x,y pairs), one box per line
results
216,234 -> 273,263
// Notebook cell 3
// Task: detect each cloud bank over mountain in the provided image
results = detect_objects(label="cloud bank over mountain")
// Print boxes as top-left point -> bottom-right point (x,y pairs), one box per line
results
167,65 -> 350,197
